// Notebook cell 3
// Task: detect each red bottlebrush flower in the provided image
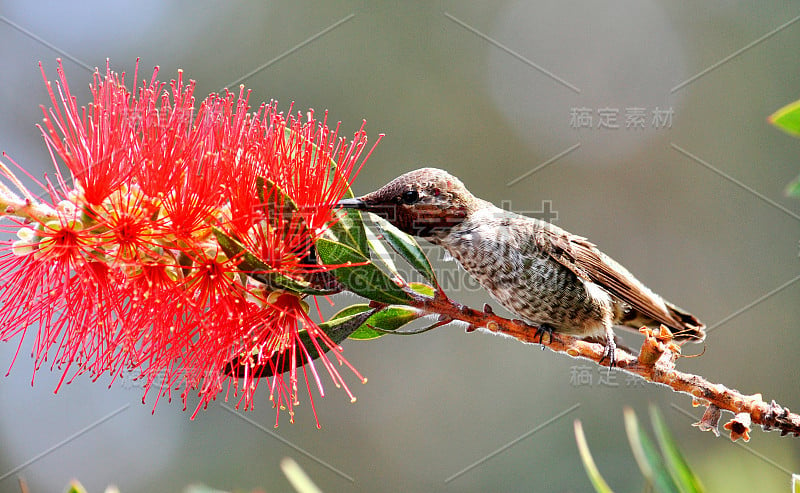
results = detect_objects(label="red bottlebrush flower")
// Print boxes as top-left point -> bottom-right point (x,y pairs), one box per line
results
0,59 -> 380,426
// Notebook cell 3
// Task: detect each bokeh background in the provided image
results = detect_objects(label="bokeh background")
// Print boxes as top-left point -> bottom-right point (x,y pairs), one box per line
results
1,1 -> 799,492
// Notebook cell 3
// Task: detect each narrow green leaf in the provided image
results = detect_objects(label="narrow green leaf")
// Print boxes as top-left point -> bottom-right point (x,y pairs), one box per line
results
256,176 -> 299,214
317,308 -> 377,344
785,175 -> 800,198
316,237 -> 411,304
649,406 -> 704,493
349,306 -> 423,340
212,227 -> 334,295
769,99 -> 800,137
369,214 -> 438,284
258,177 -> 308,233
66,481 -> 89,493
281,457 -> 323,493
408,282 -> 435,297
327,208 -> 369,255
623,407 -> 679,493
365,224 -> 403,281
278,127 -> 365,250
223,306 -> 376,378
329,304 -> 373,320
574,420 -> 615,493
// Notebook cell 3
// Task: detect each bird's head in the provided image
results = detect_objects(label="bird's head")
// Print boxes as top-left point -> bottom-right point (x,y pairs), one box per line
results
338,168 -> 479,238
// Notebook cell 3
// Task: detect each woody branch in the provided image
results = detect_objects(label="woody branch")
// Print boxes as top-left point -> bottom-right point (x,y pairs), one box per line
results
400,290 -> 800,442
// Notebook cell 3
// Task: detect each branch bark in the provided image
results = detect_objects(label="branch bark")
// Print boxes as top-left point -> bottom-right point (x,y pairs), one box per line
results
403,291 -> 800,441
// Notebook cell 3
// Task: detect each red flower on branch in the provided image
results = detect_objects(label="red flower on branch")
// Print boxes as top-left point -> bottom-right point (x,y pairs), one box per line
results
0,59 -> 380,426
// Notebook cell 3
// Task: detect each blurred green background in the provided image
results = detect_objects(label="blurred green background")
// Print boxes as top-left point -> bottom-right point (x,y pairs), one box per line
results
0,1 -> 799,492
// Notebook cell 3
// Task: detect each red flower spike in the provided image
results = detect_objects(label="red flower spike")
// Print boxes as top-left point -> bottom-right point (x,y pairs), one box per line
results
39,60 -> 140,205
0,59 -> 380,426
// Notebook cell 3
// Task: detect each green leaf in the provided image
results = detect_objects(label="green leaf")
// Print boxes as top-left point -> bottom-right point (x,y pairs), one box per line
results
223,306 -> 376,378
256,176 -> 299,214
624,407 -> 679,493
649,406 -> 704,493
792,474 -> 800,493
769,99 -> 800,137
785,175 -> 800,198
765,100 -> 800,199
327,208 -> 369,255
328,304 -> 373,320
66,481 -> 89,493
368,214 -> 438,285
280,125 -> 368,254
316,237 -> 411,304
365,224 -> 403,281
258,177 -> 308,233
574,420 -> 614,493
317,307 -> 377,344
349,306 -> 423,340
316,304 -> 423,340
281,457 -> 323,493
408,282 -> 435,297
212,227 -> 334,295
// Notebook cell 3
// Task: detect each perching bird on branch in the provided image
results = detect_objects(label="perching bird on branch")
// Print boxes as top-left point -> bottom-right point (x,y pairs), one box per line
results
338,168 -> 705,365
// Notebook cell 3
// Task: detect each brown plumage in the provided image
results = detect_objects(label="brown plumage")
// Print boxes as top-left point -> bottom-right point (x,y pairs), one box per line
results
338,168 -> 705,363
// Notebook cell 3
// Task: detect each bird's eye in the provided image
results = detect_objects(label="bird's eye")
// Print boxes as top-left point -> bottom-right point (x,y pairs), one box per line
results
401,190 -> 420,204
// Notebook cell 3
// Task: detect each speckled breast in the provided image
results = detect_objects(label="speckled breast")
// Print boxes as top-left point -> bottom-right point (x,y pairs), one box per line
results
434,211 -> 609,337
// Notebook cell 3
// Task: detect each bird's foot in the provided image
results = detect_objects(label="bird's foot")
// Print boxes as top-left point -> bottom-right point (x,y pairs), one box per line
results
511,319 -> 555,345
535,323 -> 555,345
598,336 -> 617,368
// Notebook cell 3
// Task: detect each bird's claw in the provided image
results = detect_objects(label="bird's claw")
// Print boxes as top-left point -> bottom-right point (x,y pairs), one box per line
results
535,323 -> 554,345
598,337 -> 617,368
511,319 -> 554,345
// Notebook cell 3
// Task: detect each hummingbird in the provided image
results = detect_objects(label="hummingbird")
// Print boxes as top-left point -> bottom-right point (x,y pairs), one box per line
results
337,168 -> 705,364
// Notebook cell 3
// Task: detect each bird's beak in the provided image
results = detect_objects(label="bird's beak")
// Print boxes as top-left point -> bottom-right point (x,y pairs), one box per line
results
337,197 -> 367,210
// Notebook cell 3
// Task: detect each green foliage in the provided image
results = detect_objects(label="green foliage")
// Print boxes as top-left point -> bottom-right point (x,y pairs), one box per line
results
575,406 -> 705,493
408,282 -> 436,297
768,99 -> 800,198
785,176 -> 800,199
326,206 -> 369,255
316,237 -> 411,304
368,214 -> 438,285
624,408 -> 682,492
348,305 -> 423,340
649,407 -> 704,493
223,306 -> 376,378
213,227 -> 334,295
769,99 -> 800,138
62,459 -> 320,493
65,481 -> 89,493
302,303 -> 423,341
574,420 -> 614,493
316,193 -> 421,304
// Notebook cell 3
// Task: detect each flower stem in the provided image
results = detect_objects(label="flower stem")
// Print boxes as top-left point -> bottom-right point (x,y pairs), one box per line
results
0,161 -> 58,223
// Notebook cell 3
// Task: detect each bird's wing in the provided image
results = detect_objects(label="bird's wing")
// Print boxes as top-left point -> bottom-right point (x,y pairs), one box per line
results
532,222 -> 703,336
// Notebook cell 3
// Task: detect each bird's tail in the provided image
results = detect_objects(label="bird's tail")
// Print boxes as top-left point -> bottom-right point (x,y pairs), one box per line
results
664,301 -> 706,342
618,301 -> 706,342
